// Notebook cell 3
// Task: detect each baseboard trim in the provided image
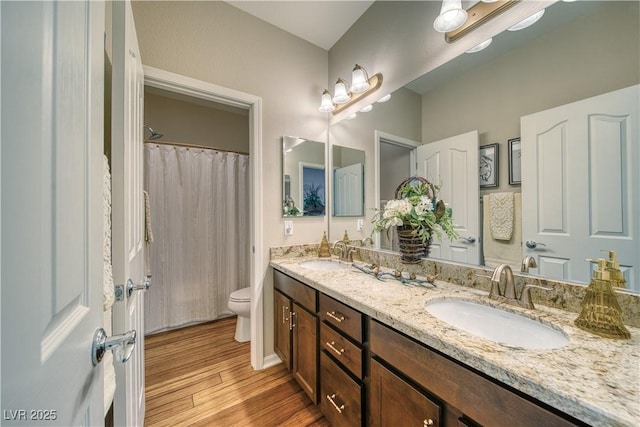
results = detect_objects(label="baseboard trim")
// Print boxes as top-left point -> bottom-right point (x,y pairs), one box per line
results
262,353 -> 282,369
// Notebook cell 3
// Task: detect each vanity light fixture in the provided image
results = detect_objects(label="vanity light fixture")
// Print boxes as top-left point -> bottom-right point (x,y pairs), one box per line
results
444,0 -> 518,42
433,0 -> 467,33
319,64 -> 383,115
507,9 -> 545,31
466,38 -> 493,53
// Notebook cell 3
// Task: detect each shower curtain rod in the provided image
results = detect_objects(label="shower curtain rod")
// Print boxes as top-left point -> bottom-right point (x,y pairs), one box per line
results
144,139 -> 249,156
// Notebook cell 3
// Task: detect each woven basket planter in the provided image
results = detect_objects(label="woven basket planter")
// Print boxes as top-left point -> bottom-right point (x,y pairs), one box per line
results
396,224 -> 433,264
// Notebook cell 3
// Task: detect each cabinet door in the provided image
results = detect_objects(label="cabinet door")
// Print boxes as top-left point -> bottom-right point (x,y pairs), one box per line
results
274,290 -> 292,370
370,359 -> 441,427
292,302 -> 319,404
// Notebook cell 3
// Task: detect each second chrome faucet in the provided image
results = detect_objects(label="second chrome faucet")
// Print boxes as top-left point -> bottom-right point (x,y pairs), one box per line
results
489,264 -> 552,309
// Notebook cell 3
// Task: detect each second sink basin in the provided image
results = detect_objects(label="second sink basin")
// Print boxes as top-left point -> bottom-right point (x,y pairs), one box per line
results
425,299 -> 569,350
299,259 -> 348,271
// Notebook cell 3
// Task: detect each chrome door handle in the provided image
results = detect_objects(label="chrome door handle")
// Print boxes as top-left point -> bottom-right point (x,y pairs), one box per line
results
459,236 -> 476,244
92,328 -> 136,366
115,275 -> 151,301
525,240 -> 547,249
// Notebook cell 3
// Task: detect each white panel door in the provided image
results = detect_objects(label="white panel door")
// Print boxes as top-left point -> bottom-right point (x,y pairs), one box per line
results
1,1 -> 105,425
111,1 -> 147,425
334,163 -> 364,216
417,131 -> 480,264
521,85 -> 639,290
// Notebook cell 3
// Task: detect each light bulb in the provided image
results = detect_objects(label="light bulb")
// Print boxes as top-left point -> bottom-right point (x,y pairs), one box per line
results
319,90 -> 335,113
332,78 -> 351,104
350,64 -> 370,94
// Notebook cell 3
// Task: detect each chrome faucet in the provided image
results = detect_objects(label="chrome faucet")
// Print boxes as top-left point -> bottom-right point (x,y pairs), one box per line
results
490,264 -> 517,300
332,240 -> 356,262
521,256 -> 537,273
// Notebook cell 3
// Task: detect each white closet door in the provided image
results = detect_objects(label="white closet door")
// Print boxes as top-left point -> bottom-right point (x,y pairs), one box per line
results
521,85 -> 639,290
1,1 -> 105,425
417,131 -> 480,264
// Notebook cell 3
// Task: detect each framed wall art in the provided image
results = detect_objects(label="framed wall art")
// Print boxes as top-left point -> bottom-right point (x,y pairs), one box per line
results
508,137 -> 522,185
479,143 -> 499,188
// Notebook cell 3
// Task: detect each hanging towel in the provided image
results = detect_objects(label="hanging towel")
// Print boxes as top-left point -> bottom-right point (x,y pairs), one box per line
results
489,192 -> 514,240
102,155 -> 116,416
144,190 -> 154,244
483,193 -> 522,269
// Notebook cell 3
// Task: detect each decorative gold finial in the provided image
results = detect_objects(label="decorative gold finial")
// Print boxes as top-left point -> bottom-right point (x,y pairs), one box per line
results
574,258 -> 630,339
318,232 -> 331,258
342,230 -> 350,244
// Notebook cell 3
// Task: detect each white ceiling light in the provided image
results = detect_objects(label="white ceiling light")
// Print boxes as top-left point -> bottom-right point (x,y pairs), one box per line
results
466,38 -> 492,53
433,0 -> 468,33
508,9 -> 545,31
377,94 -> 392,103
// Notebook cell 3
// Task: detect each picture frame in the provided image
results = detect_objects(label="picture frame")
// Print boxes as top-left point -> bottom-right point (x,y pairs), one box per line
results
508,137 -> 522,185
479,143 -> 499,188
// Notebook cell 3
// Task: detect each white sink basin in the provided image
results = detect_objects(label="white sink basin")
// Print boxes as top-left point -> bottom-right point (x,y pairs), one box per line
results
299,259 -> 348,271
425,299 -> 569,350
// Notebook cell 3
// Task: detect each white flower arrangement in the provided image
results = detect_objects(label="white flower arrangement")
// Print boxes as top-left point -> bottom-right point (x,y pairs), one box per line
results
372,180 -> 458,243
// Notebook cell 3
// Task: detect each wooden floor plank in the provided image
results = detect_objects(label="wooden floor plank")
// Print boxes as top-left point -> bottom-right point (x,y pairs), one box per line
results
144,317 -> 326,427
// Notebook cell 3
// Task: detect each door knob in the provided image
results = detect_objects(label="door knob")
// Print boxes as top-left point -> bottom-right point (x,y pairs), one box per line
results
92,328 -> 136,366
525,240 -> 547,249
459,236 -> 476,244
115,275 -> 151,301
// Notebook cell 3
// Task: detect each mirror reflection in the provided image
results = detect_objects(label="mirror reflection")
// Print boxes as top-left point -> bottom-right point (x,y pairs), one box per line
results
328,1 -> 639,292
282,136 -> 325,217
332,145 -> 365,217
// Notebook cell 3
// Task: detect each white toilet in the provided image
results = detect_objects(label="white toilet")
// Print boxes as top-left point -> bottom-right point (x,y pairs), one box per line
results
228,287 -> 251,342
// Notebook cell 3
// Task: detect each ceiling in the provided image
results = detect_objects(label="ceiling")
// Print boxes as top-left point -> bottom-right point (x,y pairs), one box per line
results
226,1 -> 375,50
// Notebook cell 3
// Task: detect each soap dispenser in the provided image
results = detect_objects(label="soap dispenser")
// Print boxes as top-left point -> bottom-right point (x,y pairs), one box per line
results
574,258 -> 630,339
600,250 -> 627,289
318,232 -> 331,258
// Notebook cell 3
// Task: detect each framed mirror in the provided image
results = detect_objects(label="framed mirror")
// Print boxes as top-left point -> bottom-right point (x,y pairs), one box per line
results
282,136 -> 326,217
332,145 -> 365,217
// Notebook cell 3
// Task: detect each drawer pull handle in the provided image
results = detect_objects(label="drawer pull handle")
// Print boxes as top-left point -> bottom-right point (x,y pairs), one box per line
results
325,341 -> 345,356
326,394 -> 345,414
423,419 -> 434,426
282,306 -> 289,325
326,311 -> 345,323
290,312 -> 296,330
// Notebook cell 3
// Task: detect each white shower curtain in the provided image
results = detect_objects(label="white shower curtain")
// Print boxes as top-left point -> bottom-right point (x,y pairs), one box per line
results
144,143 -> 250,334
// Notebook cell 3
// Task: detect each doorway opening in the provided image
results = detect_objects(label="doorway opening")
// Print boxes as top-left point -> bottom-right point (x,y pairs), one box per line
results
144,66 -> 265,369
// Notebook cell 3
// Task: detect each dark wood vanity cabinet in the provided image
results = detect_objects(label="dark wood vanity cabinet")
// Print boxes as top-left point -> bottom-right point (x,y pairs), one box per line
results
273,270 -> 319,404
319,294 -> 366,427
273,268 -> 585,427
370,320 -> 583,427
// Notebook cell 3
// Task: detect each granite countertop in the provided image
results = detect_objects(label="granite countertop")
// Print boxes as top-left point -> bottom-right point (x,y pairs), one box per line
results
270,256 -> 640,427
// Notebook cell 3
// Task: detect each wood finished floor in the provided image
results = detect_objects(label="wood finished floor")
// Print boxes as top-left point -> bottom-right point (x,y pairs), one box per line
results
144,317 -> 329,427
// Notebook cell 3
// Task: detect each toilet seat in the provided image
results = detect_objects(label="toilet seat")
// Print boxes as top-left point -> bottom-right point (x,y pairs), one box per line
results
229,287 -> 251,302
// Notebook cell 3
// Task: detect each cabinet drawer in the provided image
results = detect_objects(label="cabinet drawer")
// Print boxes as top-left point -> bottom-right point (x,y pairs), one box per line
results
320,293 -> 362,342
320,352 -> 362,427
274,270 -> 317,313
320,322 -> 362,378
